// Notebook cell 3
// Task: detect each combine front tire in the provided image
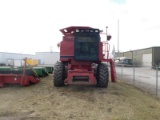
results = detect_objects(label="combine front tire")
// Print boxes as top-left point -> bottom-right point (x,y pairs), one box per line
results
54,62 -> 65,87
97,63 -> 109,88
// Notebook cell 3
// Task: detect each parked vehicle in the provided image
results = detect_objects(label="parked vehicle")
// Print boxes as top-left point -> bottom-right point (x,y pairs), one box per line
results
115,57 -> 133,67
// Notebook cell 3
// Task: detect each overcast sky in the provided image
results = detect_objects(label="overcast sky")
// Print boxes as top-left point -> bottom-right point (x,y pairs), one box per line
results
0,0 -> 159,54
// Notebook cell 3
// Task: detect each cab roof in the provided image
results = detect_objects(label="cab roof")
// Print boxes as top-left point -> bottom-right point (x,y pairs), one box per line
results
60,26 -> 93,35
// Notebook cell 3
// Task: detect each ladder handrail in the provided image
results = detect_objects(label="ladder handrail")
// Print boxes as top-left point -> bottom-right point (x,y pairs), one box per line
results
102,41 -> 110,59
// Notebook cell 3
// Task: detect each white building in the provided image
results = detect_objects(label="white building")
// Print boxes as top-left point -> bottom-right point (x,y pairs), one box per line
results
35,52 -> 60,65
0,52 -> 60,66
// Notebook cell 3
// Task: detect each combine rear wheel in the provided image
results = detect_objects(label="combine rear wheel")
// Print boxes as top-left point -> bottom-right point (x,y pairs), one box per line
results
53,62 -> 65,87
97,63 -> 109,88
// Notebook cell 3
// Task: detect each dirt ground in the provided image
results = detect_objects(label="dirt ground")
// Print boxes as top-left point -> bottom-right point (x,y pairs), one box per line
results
0,74 -> 160,120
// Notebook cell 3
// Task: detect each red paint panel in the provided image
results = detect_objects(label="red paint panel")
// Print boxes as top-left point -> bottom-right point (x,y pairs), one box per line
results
60,40 -> 74,56
65,69 -> 96,85
0,74 -> 40,88
99,42 -> 104,60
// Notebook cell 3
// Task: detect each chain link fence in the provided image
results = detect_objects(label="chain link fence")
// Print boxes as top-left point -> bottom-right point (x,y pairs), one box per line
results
115,63 -> 160,97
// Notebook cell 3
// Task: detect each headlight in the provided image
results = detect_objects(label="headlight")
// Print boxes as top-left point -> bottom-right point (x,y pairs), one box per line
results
95,29 -> 99,32
76,29 -> 79,32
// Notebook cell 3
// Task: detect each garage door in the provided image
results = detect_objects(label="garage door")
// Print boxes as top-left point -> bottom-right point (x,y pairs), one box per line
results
142,54 -> 152,67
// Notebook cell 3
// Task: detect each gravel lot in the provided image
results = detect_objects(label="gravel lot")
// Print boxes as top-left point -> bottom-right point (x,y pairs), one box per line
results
0,74 -> 160,120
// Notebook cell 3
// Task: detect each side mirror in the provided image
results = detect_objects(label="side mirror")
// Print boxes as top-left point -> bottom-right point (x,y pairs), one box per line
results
107,35 -> 112,41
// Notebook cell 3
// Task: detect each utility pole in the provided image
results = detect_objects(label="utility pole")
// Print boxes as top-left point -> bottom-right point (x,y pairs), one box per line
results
106,26 -> 108,59
117,19 -> 120,57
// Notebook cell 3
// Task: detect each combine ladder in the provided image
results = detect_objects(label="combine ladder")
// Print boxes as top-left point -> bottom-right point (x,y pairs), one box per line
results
102,41 -> 117,82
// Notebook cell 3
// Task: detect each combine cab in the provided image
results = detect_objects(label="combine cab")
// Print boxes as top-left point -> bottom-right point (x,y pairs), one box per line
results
54,26 -> 116,88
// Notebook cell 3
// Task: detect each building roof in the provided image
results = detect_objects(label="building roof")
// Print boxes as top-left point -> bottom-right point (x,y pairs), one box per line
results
117,46 -> 160,53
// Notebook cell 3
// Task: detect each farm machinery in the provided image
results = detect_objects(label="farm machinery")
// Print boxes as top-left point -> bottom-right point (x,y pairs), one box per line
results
54,26 -> 116,88
0,58 -> 40,88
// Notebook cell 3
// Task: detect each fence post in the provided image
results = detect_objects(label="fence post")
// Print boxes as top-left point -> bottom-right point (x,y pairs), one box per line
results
156,65 -> 158,97
121,64 -> 123,80
133,63 -> 135,85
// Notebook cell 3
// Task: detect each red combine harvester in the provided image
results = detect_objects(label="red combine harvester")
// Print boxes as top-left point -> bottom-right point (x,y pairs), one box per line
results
54,26 -> 116,88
